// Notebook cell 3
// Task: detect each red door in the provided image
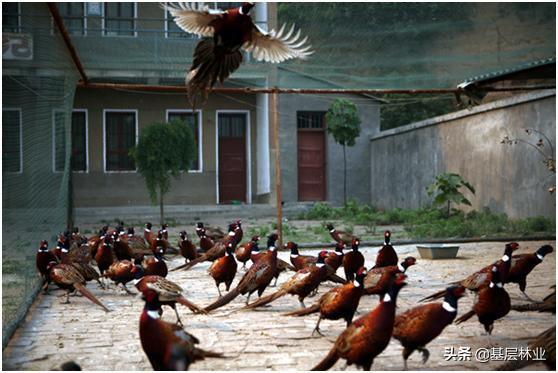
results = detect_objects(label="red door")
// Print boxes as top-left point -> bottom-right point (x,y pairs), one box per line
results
218,113 -> 246,204
298,112 -> 326,201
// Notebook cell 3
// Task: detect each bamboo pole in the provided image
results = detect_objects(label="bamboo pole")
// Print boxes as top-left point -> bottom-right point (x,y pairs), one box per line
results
47,3 -> 88,84
271,89 -> 283,249
76,81 -> 555,94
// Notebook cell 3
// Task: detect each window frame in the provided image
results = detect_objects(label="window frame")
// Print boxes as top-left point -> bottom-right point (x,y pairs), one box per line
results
3,2 -> 21,33
3,108 -> 23,174
71,109 -> 89,173
296,111 -> 327,131
165,109 -> 203,173
103,109 -> 138,173
52,109 -> 67,173
51,2 -> 87,36
102,2 -> 137,37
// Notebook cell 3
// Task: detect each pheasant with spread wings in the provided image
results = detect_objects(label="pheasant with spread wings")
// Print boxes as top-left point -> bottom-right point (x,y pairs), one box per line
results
164,2 -> 313,106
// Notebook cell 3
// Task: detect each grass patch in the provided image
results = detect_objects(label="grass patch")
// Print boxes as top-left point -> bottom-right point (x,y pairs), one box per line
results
297,201 -> 555,240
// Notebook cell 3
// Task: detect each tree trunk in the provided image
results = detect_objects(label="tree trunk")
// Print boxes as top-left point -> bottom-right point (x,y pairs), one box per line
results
159,187 -> 165,225
447,200 -> 451,218
343,144 -> 347,205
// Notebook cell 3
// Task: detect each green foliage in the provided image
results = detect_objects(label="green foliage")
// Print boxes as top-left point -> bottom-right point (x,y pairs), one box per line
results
326,99 -> 361,204
406,209 -> 555,239
297,202 -> 554,239
131,119 -> 196,205
325,99 -> 361,147
426,173 -> 475,216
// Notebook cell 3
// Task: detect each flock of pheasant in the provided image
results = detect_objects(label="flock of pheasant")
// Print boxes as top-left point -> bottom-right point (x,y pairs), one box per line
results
34,220 -> 555,370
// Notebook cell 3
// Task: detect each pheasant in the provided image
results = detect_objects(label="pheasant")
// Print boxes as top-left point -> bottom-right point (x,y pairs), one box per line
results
284,267 -> 367,336
164,2 -> 313,107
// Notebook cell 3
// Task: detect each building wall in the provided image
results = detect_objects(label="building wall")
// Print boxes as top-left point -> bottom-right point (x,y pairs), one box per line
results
369,90 -> 556,218
72,89 -> 258,207
278,94 -> 380,206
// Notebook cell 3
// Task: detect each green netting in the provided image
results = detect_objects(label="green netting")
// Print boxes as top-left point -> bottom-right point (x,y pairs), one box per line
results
276,3 -> 555,89
1,1 -> 555,348
52,2 -> 556,89
2,4 -> 79,347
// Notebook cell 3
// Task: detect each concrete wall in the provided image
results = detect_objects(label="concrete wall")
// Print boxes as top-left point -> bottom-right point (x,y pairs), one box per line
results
369,90 -> 556,218
278,94 -> 380,206
72,89 -> 258,207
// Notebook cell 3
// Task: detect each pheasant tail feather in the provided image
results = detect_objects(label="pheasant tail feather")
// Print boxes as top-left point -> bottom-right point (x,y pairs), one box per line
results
245,289 -> 287,309
311,347 -> 340,371
203,287 -> 241,312
283,303 -> 320,317
454,309 -> 476,324
177,296 -> 207,314
74,283 -> 110,312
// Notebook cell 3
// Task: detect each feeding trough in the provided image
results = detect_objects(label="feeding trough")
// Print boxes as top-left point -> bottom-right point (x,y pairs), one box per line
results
416,244 -> 460,259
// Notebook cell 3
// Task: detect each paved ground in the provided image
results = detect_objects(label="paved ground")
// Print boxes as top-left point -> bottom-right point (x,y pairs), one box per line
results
2,239 -> 554,371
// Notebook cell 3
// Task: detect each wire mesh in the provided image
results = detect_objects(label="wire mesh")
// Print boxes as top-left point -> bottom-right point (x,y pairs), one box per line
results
2,3 -> 79,347
1,1 -> 555,348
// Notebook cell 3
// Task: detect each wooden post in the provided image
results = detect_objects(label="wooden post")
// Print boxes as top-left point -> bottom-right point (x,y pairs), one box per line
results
271,89 -> 282,249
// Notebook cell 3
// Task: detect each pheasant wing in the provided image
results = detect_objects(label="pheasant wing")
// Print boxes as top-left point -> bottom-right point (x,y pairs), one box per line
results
163,2 -> 225,37
146,278 -> 184,302
393,303 -> 435,338
243,23 -> 314,63
363,268 -> 385,289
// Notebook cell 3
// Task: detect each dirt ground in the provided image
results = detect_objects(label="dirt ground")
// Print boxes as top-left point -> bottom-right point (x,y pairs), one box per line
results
2,237 -> 555,371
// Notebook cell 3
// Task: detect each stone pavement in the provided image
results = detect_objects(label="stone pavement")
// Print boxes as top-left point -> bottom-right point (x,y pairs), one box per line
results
2,239 -> 555,371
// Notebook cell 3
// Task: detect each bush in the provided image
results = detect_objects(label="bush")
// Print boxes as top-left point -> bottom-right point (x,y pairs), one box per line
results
298,201 -> 554,239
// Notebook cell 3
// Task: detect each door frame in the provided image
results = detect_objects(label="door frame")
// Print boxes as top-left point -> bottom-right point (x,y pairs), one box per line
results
215,110 -> 252,205
295,110 -> 329,202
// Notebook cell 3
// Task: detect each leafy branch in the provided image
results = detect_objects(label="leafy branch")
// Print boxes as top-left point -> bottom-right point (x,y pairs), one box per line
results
427,173 -> 475,217
501,127 -> 555,193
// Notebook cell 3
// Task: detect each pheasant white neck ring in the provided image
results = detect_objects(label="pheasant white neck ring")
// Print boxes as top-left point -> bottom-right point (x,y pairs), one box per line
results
146,310 -> 160,319
442,301 -> 457,313
537,254 -> 544,261
489,282 -> 503,288
397,263 -> 405,272
383,293 -> 392,302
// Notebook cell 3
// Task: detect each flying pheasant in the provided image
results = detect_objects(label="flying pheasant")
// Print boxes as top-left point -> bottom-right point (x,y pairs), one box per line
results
164,2 -> 313,106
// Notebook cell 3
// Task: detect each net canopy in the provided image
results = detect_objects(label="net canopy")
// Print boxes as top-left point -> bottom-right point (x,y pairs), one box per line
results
40,2 -> 557,90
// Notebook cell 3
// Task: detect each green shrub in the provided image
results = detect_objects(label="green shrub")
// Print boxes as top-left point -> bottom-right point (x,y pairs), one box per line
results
298,200 -> 554,239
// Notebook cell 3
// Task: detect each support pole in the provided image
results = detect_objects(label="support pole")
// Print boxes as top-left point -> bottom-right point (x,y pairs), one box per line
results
47,3 -> 88,84
271,89 -> 282,249
76,82 -> 555,94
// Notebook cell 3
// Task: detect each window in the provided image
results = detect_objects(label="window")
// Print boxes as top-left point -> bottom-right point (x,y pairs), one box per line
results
218,113 -> 246,137
71,110 -> 88,172
167,110 -> 202,172
58,3 -> 86,36
297,111 -> 326,129
53,110 -> 67,172
104,2 -> 136,36
104,110 -> 137,172
2,3 -> 20,33
3,109 -> 22,173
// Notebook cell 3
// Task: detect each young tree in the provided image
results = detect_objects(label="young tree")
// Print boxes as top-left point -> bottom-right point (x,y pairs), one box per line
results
427,172 -> 475,217
131,119 -> 196,224
326,98 -> 361,205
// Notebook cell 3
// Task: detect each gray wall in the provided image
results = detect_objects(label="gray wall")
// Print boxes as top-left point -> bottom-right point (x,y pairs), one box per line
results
279,94 -> 380,205
369,90 -> 556,218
